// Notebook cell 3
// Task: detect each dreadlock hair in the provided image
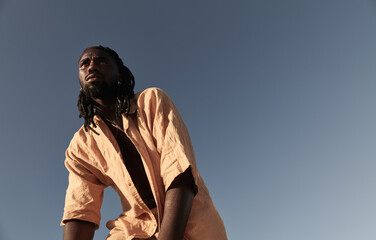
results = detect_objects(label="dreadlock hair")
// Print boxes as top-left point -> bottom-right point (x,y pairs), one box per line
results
77,46 -> 135,134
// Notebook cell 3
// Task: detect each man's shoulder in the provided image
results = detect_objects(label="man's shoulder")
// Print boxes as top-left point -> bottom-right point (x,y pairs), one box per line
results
132,87 -> 172,110
131,87 -> 174,117
68,125 -> 92,150
134,87 -> 169,100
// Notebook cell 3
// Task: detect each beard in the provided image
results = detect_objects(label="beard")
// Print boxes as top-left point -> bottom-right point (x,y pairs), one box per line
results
82,73 -> 117,99
82,80 -> 117,99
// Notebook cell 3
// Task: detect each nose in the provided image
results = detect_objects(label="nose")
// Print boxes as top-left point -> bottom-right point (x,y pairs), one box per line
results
88,60 -> 99,72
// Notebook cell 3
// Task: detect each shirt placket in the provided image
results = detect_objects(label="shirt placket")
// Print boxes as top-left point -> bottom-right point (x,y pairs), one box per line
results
96,118 -> 137,196
122,114 -> 161,233
97,117 -> 158,236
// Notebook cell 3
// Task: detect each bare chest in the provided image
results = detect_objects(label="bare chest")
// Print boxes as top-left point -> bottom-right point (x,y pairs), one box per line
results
105,121 -> 156,209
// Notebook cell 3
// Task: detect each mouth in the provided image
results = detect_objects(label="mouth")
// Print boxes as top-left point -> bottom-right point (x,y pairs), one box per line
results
86,73 -> 103,81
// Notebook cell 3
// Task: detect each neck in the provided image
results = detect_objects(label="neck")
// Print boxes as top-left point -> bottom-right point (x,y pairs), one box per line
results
91,95 -> 116,108
91,96 -> 118,122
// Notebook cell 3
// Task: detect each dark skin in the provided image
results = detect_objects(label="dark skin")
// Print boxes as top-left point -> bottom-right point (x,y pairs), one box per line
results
63,220 -> 95,240
63,48 -> 194,240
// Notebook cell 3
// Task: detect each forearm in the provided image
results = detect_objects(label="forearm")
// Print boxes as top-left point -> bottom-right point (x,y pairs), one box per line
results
63,219 -> 95,240
158,170 -> 195,240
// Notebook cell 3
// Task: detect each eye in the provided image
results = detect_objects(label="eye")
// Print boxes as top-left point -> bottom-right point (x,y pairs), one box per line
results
79,59 -> 90,68
98,58 -> 109,65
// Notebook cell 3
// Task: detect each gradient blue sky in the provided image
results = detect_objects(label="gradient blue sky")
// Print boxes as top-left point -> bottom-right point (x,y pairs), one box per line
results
1,0 -> 376,239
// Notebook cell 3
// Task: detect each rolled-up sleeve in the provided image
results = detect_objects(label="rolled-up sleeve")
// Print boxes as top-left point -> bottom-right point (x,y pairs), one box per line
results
141,88 -> 199,194
61,148 -> 106,229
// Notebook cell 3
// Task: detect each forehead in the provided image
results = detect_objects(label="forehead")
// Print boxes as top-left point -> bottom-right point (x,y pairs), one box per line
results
79,48 -> 114,61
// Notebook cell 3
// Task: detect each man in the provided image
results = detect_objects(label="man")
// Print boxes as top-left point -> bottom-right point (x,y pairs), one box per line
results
61,46 -> 227,240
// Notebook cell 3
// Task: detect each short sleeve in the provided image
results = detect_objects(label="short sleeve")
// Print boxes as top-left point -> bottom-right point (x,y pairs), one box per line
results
61,147 -> 106,229
140,88 -> 198,194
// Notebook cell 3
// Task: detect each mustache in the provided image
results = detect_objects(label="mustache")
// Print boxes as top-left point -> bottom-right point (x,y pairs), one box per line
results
85,71 -> 103,80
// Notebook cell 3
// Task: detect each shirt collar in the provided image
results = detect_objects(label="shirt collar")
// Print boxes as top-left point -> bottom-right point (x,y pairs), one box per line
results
93,95 -> 137,125
128,96 -> 137,115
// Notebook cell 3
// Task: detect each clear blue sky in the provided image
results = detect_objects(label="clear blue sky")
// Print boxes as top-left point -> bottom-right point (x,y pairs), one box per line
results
1,0 -> 376,239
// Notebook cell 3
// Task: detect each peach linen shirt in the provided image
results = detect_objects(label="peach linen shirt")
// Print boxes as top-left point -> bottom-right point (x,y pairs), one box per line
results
61,88 -> 227,240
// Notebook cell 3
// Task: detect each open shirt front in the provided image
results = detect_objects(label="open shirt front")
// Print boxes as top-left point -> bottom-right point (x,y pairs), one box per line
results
61,88 -> 227,240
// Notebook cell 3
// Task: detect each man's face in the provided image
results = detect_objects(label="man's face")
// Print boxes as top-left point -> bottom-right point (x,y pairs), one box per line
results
78,48 -> 120,99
